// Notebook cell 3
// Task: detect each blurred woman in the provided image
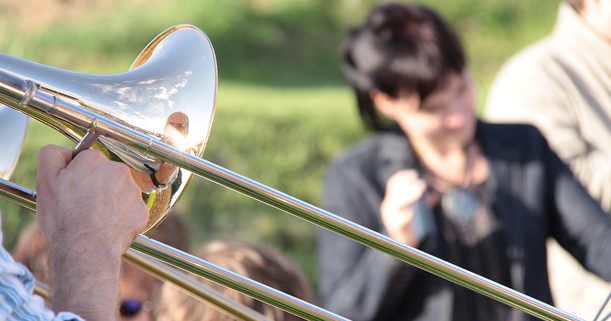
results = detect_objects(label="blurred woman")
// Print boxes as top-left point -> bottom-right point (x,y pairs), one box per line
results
318,2 -> 611,321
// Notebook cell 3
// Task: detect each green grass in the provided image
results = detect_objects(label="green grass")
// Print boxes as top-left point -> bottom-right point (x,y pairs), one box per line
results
169,82 -> 366,286
0,0 -> 564,292
0,82 -> 366,288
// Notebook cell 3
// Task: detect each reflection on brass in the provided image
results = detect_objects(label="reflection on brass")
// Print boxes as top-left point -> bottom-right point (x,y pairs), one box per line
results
0,106 -> 28,180
0,25 -> 217,234
129,111 -> 189,193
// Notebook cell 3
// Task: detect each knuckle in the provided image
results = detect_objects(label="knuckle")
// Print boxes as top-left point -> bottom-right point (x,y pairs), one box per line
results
89,149 -> 109,163
106,163 -> 136,187
136,204 -> 150,227
77,148 -> 94,158
75,148 -> 107,165
38,145 -> 57,161
39,144 -> 55,154
140,204 -> 150,218
112,162 -> 132,177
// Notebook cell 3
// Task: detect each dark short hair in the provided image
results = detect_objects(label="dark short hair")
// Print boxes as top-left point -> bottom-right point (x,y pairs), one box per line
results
341,2 -> 465,131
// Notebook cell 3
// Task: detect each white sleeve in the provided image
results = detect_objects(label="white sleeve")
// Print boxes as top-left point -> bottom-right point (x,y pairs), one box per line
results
0,238 -> 85,321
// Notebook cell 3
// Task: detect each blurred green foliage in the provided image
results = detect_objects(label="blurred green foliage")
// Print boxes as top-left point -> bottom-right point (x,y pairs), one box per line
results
0,0 -> 562,292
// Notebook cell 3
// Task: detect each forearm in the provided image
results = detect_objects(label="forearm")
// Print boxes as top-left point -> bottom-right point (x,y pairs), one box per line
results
50,244 -> 122,321
35,146 -> 149,320
548,144 -> 611,281
566,149 -> 611,212
553,172 -> 611,281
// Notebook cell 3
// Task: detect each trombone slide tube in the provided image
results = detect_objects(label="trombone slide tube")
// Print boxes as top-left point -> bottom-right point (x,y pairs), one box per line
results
0,178 -> 36,212
26,223 -> 281,321
0,71 -> 584,321
0,178 -> 348,321
122,248 -> 272,321
151,142 -> 584,321
34,280 -> 50,300
32,240 -> 273,321
130,236 -> 344,321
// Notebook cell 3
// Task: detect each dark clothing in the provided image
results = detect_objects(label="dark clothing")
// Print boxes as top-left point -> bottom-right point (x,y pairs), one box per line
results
318,122 -> 611,321
439,181 -> 513,321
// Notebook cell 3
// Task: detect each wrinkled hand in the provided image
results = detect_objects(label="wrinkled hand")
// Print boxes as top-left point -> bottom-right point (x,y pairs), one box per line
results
380,169 -> 426,248
36,145 -> 148,257
36,145 -> 149,320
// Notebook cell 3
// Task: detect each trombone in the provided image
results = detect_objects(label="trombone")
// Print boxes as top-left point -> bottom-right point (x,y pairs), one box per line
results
0,25 -> 584,321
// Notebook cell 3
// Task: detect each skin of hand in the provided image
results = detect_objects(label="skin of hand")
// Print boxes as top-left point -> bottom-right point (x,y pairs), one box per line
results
380,169 -> 426,248
36,145 -> 149,321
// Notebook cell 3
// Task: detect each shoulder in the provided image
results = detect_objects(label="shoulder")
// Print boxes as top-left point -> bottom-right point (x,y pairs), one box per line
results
479,122 -> 548,151
327,131 -> 410,184
478,122 -> 555,167
485,37 -> 568,121
479,121 -> 543,138
327,135 -> 383,178
494,37 -> 555,82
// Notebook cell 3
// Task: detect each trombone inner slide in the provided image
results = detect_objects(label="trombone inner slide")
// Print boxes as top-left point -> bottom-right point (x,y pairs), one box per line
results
0,180 -> 346,321
0,79 -> 583,321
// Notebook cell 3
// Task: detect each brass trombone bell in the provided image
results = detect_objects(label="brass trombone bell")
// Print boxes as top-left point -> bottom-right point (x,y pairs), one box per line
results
0,24 -> 217,234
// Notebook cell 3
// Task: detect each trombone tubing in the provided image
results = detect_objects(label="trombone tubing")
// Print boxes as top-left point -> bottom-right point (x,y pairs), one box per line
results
0,69 -> 584,321
0,179 -> 344,321
122,248 -> 272,321
33,249 -> 272,321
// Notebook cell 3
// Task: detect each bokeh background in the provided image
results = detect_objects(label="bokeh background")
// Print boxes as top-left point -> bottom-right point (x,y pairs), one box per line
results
0,0 -> 563,292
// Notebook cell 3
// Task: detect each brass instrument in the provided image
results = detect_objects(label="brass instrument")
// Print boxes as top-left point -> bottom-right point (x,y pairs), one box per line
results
0,25 -> 585,321
0,99 -> 271,321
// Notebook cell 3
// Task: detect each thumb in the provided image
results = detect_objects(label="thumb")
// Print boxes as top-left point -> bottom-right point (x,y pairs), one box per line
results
37,145 -> 73,185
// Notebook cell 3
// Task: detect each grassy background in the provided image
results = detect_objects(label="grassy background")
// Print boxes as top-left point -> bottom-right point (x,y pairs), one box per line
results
0,0 -> 563,292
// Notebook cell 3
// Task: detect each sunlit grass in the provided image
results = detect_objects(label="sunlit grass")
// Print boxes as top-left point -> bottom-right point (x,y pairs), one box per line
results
0,81 -> 364,287
0,0 -> 563,289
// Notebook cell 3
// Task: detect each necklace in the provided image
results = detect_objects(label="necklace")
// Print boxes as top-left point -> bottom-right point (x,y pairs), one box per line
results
440,187 -> 479,224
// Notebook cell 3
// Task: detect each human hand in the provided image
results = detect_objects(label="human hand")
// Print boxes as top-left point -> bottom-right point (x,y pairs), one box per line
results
36,145 -> 148,257
36,145 -> 149,320
380,169 -> 427,248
